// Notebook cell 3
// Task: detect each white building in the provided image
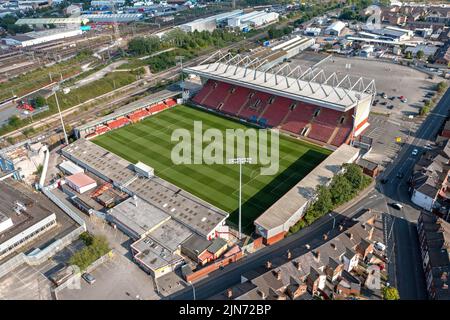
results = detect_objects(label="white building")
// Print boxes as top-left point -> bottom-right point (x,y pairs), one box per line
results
178,10 -> 243,33
59,160 -> 84,176
227,11 -> 279,29
325,21 -> 346,36
2,29 -> 82,48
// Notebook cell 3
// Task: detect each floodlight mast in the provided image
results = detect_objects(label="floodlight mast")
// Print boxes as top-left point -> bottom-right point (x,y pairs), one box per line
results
228,157 -> 252,240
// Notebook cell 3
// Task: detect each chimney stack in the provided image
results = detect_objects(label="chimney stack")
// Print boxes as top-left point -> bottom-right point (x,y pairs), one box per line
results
287,249 -> 292,260
314,250 -> 320,262
339,225 -> 344,231
258,289 -> 267,299
266,260 -> 272,269
274,270 -> 281,280
330,243 -> 336,250
323,234 -> 328,240
296,261 -> 302,270
348,232 -> 353,240
227,288 -> 233,299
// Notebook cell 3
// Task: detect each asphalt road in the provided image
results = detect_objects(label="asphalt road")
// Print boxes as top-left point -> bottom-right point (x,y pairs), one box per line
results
376,87 -> 450,299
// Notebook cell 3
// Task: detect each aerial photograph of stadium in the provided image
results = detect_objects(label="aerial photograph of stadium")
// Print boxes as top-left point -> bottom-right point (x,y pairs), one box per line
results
0,0 -> 449,310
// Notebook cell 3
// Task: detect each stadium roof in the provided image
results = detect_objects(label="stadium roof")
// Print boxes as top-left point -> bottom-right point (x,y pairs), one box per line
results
15,17 -> 88,25
254,144 -> 360,235
184,52 -> 375,111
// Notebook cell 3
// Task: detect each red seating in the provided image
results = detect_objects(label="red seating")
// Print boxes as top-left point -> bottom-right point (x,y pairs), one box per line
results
128,109 -> 151,123
107,117 -> 130,130
307,123 -> 336,143
331,126 -> 352,146
221,86 -> 251,115
164,98 -> 177,107
191,80 -> 356,146
281,102 -> 317,134
239,92 -> 271,119
260,96 -> 293,127
314,108 -> 342,126
148,103 -> 168,114
95,125 -> 111,135
203,82 -> 232,109
192,80 -> 214,104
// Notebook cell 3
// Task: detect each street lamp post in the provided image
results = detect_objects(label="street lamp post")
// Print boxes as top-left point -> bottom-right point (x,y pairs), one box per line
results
228,157 -> 252,240
53,85 -> 69,145
328,213 -> 336,229
176,55 -> 184,89
189,281 -> 196,300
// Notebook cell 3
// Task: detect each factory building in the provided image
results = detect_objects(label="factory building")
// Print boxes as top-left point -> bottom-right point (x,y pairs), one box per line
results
15,17 -> 89,27
178,10 -> 243,33
227,10 -> 279,29
2,28 -> 83,47
325,21 -> 346,36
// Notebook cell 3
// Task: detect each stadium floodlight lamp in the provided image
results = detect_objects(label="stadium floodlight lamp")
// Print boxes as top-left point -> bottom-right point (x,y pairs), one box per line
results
227,157 -> 252,240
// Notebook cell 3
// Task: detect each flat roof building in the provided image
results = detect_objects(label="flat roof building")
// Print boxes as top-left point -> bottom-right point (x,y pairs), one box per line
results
325,21 -> 346,36
2,28 -> 83,48
131,236 -> 184,278
61,139 -> 229,239
59,160 -> 84,176
0,180 -> 58,260
107,196 -> 171,240
65,173 -> 97,194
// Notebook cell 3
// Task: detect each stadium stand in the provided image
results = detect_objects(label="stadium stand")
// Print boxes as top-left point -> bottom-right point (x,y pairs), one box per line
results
128,109 -> 151,123
107,117 -> 130,130
219,86 -> 250,115
280,102 -> 316,134
164,98 -> 177,107
192,80 -> 215,105
259,96 -> 293,127
238,91 -> 272,121
148,102 -> 168,113
203,82 -> 232,109
191,81 -> 357,147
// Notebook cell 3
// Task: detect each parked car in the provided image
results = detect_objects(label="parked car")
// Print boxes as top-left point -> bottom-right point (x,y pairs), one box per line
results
400,96 -> 408,103
387,104 -> 394,109
391,203 -> 403,210
412,148 -> 419,156
380,178 -> 389,184
374,242 -> 387,251
82,273 -> 96,285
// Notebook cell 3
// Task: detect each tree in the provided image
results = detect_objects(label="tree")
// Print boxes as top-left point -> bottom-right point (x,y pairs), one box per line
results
437,81 -> 448,94
416,50 -> 424,60
405,51 -> 412,59
8,115 -> 21,128
382,286 -> 400,300
343,163 -> 364,190
313,185 -> 333,215
33,96 -> 46,108
330,174 -> 353,205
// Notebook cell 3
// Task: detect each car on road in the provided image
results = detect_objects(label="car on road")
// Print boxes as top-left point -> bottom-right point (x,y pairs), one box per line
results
82,273 -> 96,285
391,203 -> 403,210
412,148 -> 419,156
425,143 -> 433,149
396,172 -> 404,179
374,242 -> 387,251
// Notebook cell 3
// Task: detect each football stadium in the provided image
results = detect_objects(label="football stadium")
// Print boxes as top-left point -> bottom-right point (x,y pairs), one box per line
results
93,105 -> 331,233
68,51 -> 373,244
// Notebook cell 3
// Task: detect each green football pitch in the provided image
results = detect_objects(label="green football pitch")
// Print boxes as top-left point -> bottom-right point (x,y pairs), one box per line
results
93,105 -> 331,233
